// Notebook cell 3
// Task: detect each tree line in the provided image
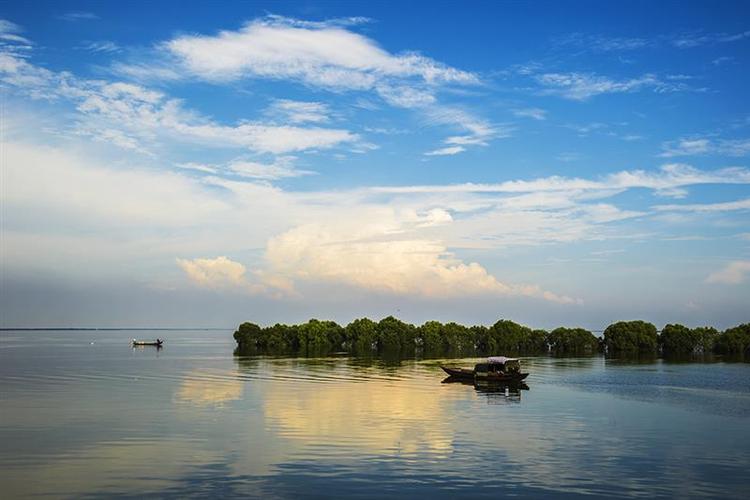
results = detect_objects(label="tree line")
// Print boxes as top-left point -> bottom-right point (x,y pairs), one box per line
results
233,317 -> 750,357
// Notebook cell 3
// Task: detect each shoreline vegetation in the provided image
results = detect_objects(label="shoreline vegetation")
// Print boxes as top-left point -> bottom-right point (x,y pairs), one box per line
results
234,317 -> 750,359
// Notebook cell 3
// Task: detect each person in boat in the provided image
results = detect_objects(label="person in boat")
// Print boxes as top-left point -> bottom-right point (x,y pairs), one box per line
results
442,356 -> 528,381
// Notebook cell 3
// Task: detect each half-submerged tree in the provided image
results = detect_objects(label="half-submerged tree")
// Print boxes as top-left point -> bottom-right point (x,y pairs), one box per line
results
714,324 -> 750,355
603,320 -> 658,354
376,316 -> 417,352
234,322 -> 264,349
345,317 -> 378,353
234,317 -> 748,359
659,323 -> 700,355
547,327 -> 599,354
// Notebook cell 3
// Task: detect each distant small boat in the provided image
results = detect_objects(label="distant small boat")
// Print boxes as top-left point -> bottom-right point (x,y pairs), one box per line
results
441,356 -> 528,382
132,339 -> 163,347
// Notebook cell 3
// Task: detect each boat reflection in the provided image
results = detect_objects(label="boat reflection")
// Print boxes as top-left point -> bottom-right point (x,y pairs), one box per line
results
441,376 -> 529,403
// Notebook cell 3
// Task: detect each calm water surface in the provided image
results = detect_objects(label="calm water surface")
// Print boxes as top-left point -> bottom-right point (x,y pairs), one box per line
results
1,329 -> 749,498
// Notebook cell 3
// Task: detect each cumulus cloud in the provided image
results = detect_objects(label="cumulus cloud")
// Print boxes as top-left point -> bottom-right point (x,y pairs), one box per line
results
706,261 -> 750,284
7,128 -> 750,307
176,256 -> 294,296
264,222 -> 580,303
177,256 -> 249,288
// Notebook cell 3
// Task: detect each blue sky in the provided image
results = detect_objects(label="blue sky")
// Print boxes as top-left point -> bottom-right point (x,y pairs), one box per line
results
1,1 -> 749,329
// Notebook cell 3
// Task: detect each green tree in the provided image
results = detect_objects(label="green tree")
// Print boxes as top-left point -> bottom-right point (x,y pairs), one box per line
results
660,323 -> 699,355
714,324 -> 750,355
262,323 -> 294,351
345,318 -> 378,353
296,319 -> 344,353
693,326 -> 718,354
472,325 -> 491,353
488,319 -> 533,353
603,320 -> 658,353
522,329 -> 549,354
443,322 -> 473,352
376,316 -> 416,352
548,327 -> 598,354
233,322 -> 263,349
418,321 -> 444,351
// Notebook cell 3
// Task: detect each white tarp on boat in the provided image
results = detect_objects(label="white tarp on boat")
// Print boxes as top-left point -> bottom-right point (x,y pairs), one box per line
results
487,356 -> 518,364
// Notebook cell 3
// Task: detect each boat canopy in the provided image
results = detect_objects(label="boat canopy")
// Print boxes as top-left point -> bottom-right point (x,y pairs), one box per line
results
487,356 -> 518,364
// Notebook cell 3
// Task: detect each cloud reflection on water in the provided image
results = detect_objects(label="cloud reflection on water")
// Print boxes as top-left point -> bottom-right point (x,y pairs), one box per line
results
175,371 -> 244,406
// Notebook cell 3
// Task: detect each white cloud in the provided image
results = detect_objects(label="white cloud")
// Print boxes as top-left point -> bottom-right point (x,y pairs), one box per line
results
670,30 -> 750,48
175,163 -> 218,174
712,56 -> 734,66
3,16 -> 500,158
535,72 -> 687,100
706,261 -> 750,284
424,106 -> 507,155
177,256 -> 249,288
376,85 -> 437,108
0,19 -> 31,45
228,158 -> 315,180
659,137 -> 750,157
79,41 -> 121,53
370,163 -> 750,196
513,107 -> 547,120
654,198 -> 750,213
555,33 -> 650,52
59,12 -> 99,22
425,145 -> 465,156
6,127 -> 750,306
121,15 -> 498,151
0,19 -> 32,59
620,134 -> 643,142
0,53 -> 361,155
162,15 -> 478,89
266,99 -> 330,123
415,208 -> 453,227
3,141 -> 229,228
264,222 -> 579,303
659,138 -> 710,157
177,157 -> 314,180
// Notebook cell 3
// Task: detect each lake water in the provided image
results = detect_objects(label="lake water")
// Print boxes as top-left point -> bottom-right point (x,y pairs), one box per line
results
1,329 -> 749,499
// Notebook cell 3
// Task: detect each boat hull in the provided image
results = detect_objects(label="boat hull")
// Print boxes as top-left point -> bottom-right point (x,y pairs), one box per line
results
132,341 -> 163,347
441,366 -> 528,381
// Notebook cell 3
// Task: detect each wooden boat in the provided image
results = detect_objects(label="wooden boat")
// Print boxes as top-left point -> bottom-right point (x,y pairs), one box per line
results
441,356 -> 528,382
132,339 -> 163,347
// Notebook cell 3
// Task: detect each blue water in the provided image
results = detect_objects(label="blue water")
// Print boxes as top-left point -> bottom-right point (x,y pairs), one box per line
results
1,329 -> 749,498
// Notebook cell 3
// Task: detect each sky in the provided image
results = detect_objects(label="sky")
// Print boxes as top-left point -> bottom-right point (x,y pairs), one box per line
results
1,0 -> 749,329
